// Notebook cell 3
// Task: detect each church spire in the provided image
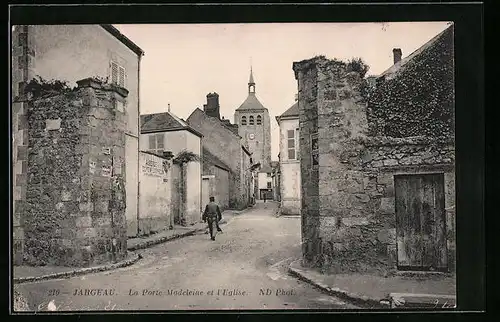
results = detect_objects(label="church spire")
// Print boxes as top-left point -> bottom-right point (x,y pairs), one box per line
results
248,65 -> 255,94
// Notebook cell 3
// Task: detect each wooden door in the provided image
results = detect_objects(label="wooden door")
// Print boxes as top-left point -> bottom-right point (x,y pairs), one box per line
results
395,173 -> 448,271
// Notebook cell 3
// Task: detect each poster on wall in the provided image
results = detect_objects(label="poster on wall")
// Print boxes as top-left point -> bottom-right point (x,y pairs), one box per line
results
311,132 -> 319,169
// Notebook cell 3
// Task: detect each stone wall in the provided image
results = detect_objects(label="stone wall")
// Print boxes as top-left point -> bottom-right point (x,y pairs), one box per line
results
203,162 -> 230,211
240,148 -> 252,209
11,25 -> 36,265
203,166 -> 229,211
293,58 -> 320,264
187,109 -> 245,209
361,137 -> 456,273
293,56 -> 456,274
138,151 -> 173,235
23,78 -> 128,266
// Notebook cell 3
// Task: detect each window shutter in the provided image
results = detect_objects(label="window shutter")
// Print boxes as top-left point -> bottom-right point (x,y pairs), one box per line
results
111,62 -> 119,85
156,133 -> 164,149
149,135 -> 156,150
119,66 -> 126,87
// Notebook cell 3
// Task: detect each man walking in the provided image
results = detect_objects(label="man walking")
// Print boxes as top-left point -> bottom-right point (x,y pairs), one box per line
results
202,196 -> 223,241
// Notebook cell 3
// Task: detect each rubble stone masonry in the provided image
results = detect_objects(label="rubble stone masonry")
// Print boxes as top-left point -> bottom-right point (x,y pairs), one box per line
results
23,78 -> 129,266
12,25 -> 36,265
293,56 -> 455,275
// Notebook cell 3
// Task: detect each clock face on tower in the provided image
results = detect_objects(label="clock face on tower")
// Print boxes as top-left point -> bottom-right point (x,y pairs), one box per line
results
249,133 -> 255,140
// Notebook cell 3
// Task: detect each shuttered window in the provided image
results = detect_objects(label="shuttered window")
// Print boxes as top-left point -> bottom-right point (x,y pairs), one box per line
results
148,133 -> 164,155
111,61 -> 126,88
287,129 -> 296,160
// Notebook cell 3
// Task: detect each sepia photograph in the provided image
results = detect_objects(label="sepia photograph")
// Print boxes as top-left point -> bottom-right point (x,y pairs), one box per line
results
10,18 -> 460,312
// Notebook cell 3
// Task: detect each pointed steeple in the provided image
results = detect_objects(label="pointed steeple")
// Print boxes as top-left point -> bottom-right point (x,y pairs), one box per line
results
248,66 -> 256,94
249,66 -> 255,84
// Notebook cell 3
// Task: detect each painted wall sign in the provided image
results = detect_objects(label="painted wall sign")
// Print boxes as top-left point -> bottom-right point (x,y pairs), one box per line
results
102,165 -> 112,177
114,100 -> 125,113
89,160 -> 96,174
142,158 -> 164,177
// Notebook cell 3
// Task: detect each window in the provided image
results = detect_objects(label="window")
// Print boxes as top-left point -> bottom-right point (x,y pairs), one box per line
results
296,128 -> 300,155
241,116 -> 247,125
249,115 -> 255,125
111,61 -> 126,88
267,182 -> 272,189
148,133 -> 164,155
287,129 -> 296,160
256,115 -> 262,125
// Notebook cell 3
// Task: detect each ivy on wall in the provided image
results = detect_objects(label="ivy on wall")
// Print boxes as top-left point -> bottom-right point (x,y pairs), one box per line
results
367,27 -> 454,138
21,75 -> 111,101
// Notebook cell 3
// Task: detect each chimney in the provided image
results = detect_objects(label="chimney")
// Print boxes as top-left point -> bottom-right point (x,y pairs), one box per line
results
393,48 -> 402,64
168,103 -> 171,112
204,92 -> 220,119
294,93 -> 298,102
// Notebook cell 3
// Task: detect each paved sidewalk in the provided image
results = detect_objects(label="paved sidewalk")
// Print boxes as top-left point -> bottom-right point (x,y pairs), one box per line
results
288,260 -> 456,309
13,209 -> 243,283
13,253 -> 141,284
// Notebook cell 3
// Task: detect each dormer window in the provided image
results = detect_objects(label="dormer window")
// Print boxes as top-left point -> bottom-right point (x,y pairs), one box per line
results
256,115 -> 262,125
249,115 -> 255,125
241,116 -> 247,125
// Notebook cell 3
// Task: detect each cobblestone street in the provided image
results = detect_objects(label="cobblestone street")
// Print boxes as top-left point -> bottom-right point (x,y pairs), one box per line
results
14,202 -> 359,311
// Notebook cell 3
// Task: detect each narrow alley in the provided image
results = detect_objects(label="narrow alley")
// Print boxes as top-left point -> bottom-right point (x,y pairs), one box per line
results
14,202 -> 359,311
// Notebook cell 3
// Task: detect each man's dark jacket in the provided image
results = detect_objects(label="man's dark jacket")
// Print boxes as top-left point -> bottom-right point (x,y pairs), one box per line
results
202,202 -> 222,221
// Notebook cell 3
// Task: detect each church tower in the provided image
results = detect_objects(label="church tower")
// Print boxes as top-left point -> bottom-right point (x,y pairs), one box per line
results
234,67 -> 271,168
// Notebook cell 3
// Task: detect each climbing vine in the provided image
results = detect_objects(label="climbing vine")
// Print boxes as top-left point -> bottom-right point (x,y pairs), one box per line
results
367,27 -> 454,138
23,76 -> 72,99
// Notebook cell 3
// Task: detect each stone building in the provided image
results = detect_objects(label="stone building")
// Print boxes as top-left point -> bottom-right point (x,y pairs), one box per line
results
233,68 -> 272,169
11,25 -> 144,264
140,109 -> 203,227
202,147 -> 230,211
257,164 -> 273,200
20,78 -> 129,266
276,101 -> 301,214
293,25 -> 455,275
187,94 -> 253,210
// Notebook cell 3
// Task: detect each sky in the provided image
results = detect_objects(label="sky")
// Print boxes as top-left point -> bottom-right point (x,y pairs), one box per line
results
114,22 -> 450,161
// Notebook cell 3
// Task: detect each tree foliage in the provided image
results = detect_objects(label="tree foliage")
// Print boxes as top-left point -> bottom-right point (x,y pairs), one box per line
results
346,57 -> 370,78
173,150 -> 200,165
23,75 -> 72,99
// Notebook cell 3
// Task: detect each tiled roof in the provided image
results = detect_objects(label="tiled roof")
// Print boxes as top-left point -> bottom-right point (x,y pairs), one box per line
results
141,111 -> 201,137
203,147 -> 230,172
236,93 -> 267,111
280,102 -> 299,118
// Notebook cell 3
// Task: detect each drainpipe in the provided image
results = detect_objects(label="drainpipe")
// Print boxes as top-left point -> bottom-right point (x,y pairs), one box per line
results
136,54 -> 142,237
